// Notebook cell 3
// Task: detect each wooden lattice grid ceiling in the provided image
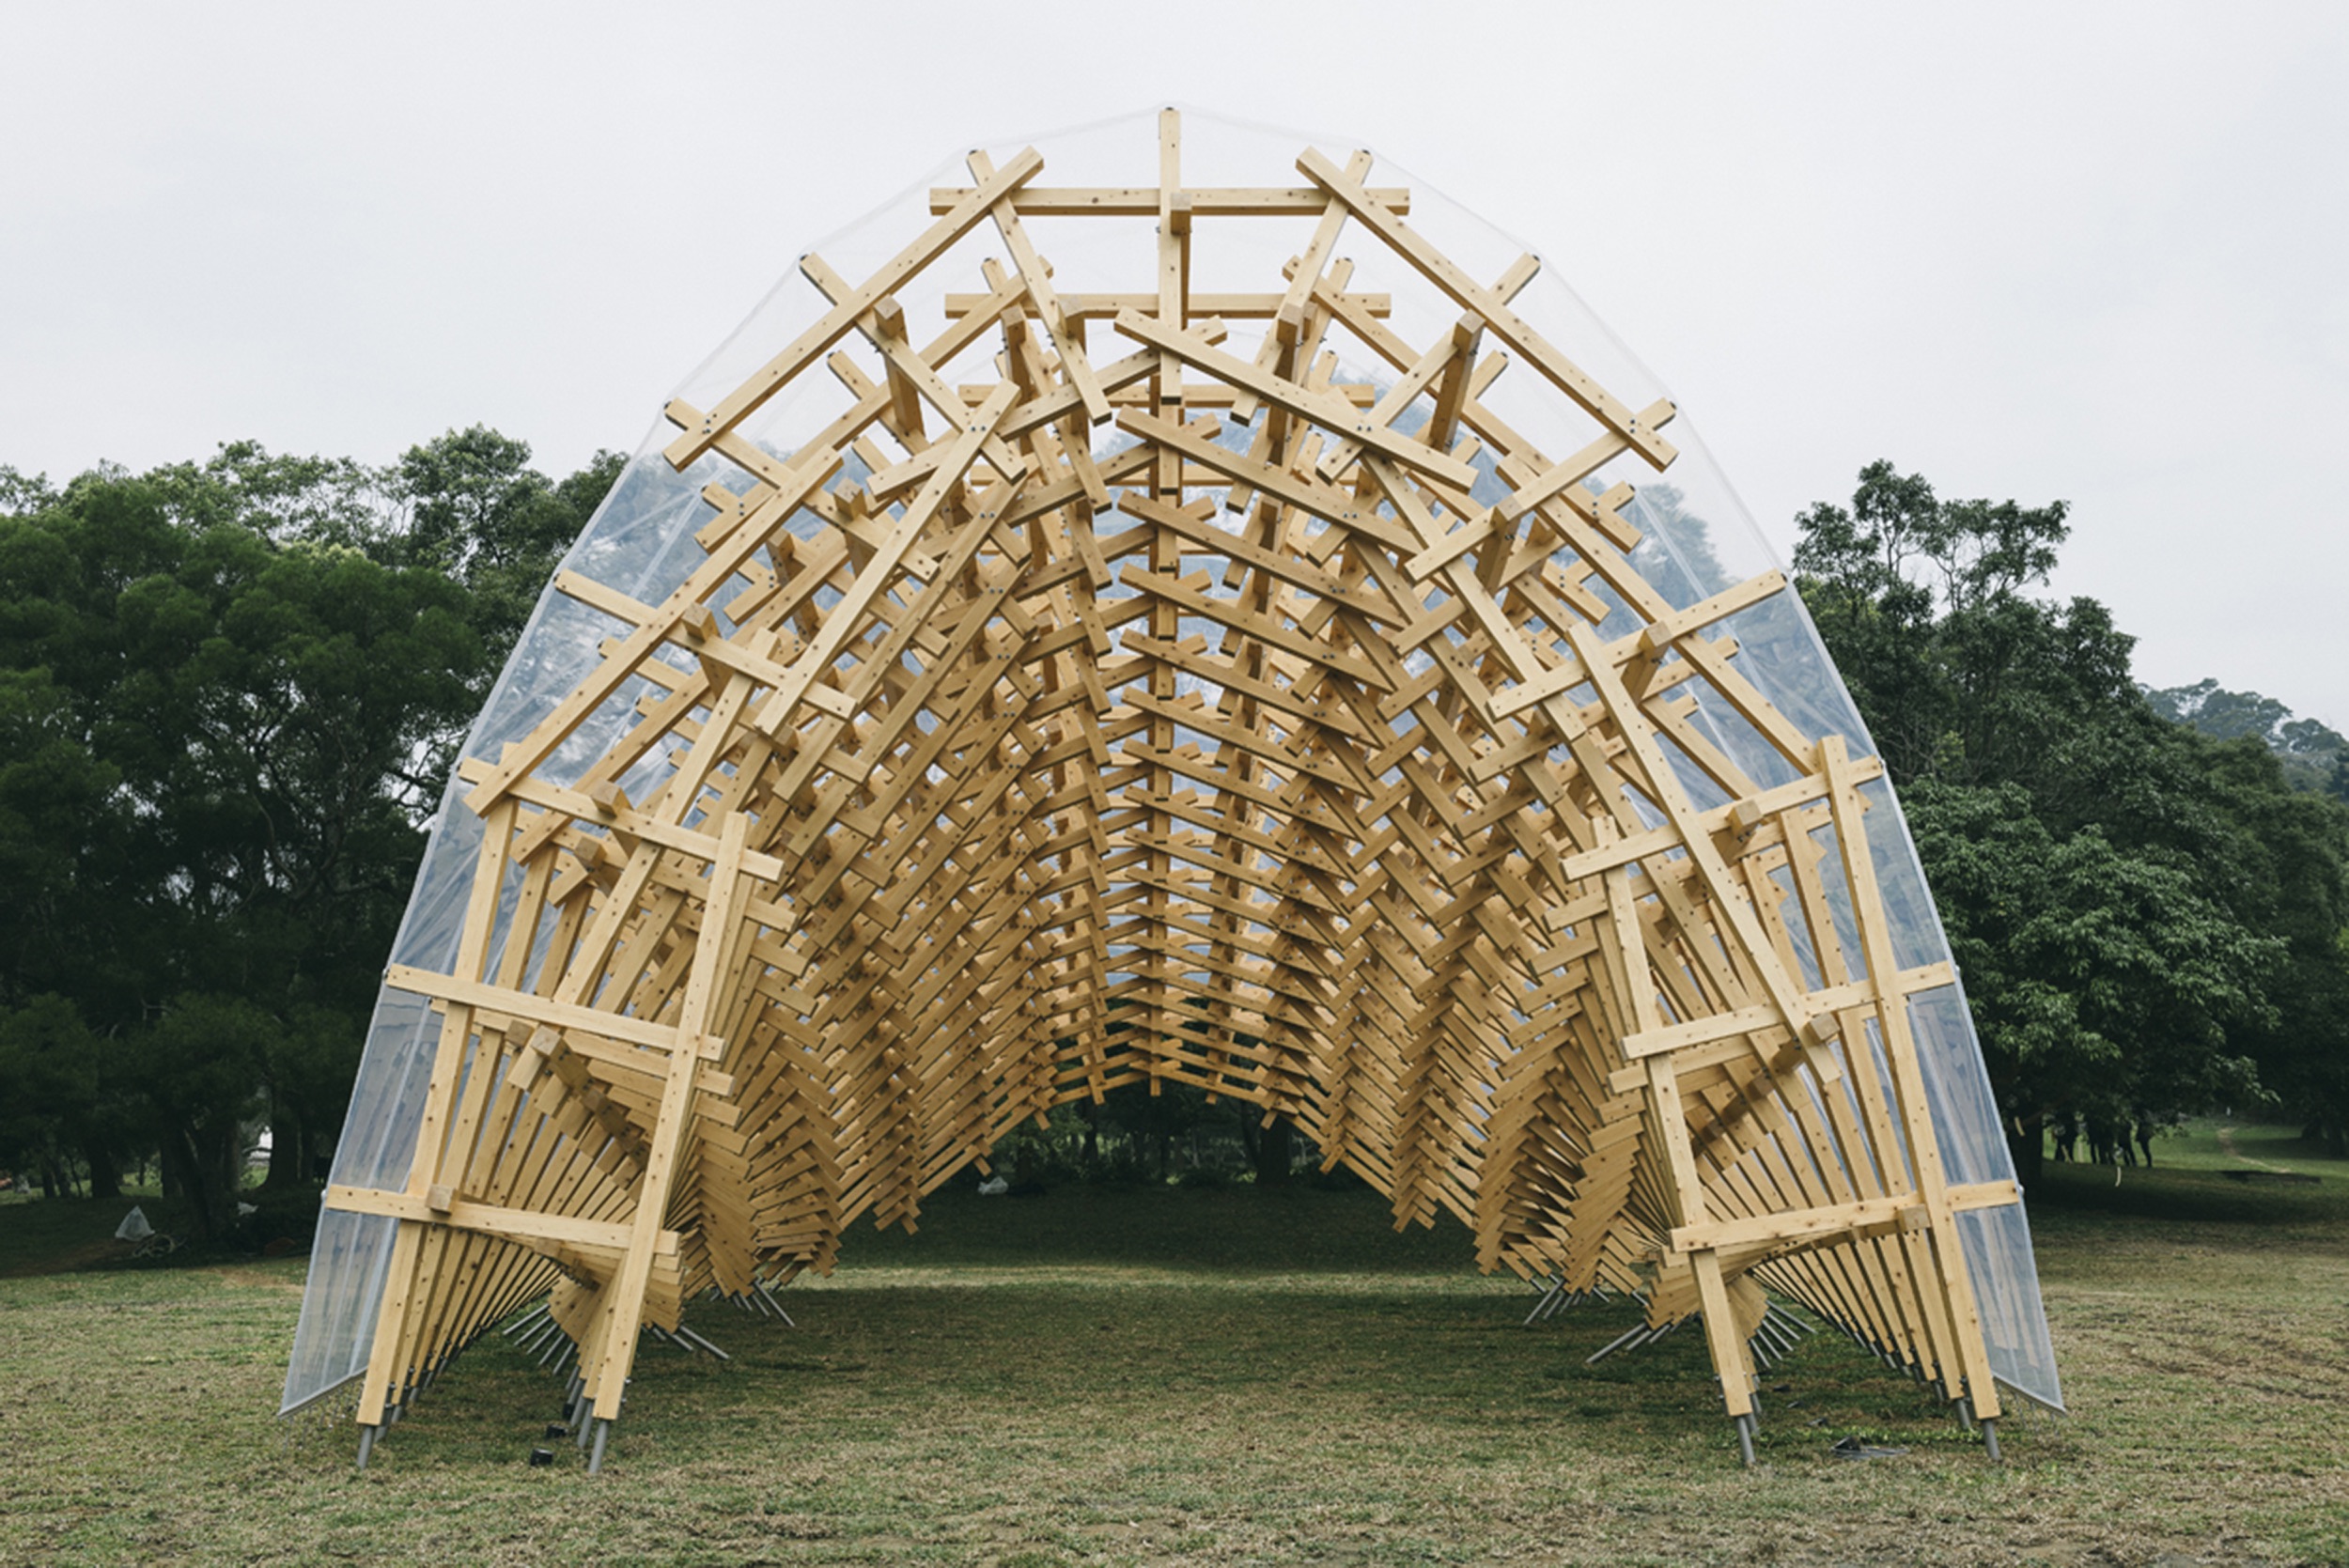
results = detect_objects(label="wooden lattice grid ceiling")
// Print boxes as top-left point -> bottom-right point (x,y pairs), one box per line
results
302,108 -> 2057,1470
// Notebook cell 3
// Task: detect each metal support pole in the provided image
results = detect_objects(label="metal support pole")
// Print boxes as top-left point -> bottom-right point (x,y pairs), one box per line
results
1735,1412 -> 1756,1468
504,1304 -> 552,1339
1585,1323 -> 1648,1365
1982,1419 -> 2001,1463
587,1419 -> 612,1475
1523,1281 -> 1561,1326
755,1282 -> 795,1327
673,1326 -> 732,1360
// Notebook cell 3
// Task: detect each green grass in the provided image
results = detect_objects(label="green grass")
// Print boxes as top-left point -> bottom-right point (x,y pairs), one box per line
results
0,1186 -> 208,1278
2,1162 -> 2345,1566
2146,1116 -> 2349,1178
2031,1115 -> 2349,1230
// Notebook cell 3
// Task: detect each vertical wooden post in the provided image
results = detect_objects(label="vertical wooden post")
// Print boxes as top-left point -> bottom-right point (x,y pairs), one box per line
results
1820,736 -> 2002,1421
1602,859 -> 1755,1421
354,800 -> 516,1432
583,810 -> 753,1441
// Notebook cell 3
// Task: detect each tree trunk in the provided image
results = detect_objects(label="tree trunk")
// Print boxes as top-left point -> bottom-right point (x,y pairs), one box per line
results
80,1130 -> 120,1199
265,1103 -> 308,1191
169,1126 -> 237,1241
217,1129 -> 243,1219
1252,1112 -> 1294,1185
2007,1109 -> 2046,1185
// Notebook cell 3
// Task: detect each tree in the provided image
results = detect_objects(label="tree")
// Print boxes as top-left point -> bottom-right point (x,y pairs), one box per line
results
0,466 -> 59,517
1906,781 -> 2277,1176
0,995 -> 110,1198
1793,463 -> 2316,1163
2193,740 -> 2349,1154
393,427 -> 624,662
0,465 -> 482,1222
129,994 -> 274,1235
1235,1103 -> 1297,1185
1793,462 -> 2120,793
2146,677 -> 2347,796
258,1004 -> 364,1190
0,432 -> 624,1215
140,441 -> 395,553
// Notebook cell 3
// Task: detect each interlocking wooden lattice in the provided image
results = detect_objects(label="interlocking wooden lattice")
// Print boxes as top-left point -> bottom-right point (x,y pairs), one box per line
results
322,110 -> 2032,1466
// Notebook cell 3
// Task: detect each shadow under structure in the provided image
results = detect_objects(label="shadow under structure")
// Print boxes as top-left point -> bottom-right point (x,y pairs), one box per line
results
281,107 -> 2063,1471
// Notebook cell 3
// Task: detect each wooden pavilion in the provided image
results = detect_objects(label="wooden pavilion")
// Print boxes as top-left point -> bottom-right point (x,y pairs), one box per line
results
288,109 -> 2060,1471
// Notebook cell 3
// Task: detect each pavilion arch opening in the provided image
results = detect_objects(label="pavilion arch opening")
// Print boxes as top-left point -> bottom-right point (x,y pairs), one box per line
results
284,106 -> 2061,1472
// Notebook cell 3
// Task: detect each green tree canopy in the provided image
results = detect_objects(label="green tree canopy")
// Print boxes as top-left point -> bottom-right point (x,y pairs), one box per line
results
1795,462 -> 2349,1167
393,427 -> 626,660
0,434 -> 621,1222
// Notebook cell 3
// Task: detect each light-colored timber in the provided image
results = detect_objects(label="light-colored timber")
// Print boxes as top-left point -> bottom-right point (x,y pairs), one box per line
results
319,110 -> 2041,1466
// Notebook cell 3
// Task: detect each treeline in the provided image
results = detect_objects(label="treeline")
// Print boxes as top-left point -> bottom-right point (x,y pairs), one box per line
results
2,442 -> 2342,1228
0,432 -> 621,1234
1795,462 -> 2349,1172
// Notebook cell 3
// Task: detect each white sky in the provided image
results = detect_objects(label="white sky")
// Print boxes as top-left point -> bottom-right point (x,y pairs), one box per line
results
4,1 -> 2343,728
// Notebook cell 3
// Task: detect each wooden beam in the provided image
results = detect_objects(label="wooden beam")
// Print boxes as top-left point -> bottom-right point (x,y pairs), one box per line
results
664,147 -> 1044,470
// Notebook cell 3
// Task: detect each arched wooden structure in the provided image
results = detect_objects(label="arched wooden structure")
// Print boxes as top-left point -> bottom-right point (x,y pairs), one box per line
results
287,109 -> 2061,1469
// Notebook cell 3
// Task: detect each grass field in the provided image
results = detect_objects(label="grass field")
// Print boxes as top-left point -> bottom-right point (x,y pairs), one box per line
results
2,1121 -> 2344,1567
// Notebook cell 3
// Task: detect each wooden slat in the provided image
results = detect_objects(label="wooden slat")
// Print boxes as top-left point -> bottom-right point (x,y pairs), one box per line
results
1295,147 -> 1678,472
662,147 -> 1044,469
926,185 -> 1413,216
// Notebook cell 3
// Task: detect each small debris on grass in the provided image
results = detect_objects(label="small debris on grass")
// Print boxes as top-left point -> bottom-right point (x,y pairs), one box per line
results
1829,1436 -> 1906,1460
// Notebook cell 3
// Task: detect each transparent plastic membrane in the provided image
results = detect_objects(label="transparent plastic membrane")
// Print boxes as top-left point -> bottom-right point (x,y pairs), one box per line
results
280,430 -> 739,1413
285,103 -> 2061,1418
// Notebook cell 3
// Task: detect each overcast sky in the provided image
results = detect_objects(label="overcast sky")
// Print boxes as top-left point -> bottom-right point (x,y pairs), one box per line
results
5,2 -> 2343,728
